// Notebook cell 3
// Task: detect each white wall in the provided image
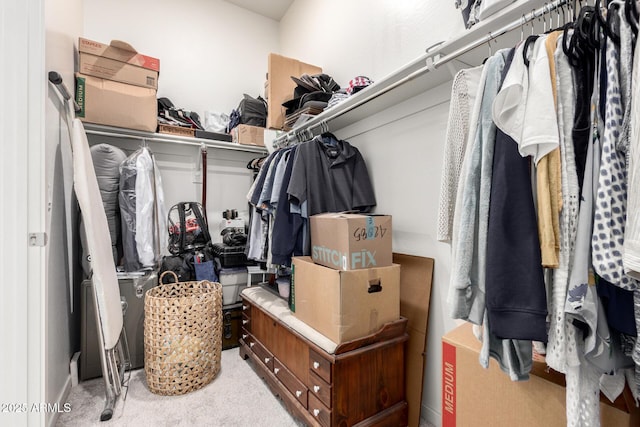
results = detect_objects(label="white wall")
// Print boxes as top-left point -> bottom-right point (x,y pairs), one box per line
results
82,0 -> 276,234
83,0 -> 280,120
280,0 -> 465,87
278,1 -> 468,425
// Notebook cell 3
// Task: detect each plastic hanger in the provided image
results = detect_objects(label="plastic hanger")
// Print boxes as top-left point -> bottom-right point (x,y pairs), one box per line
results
596,0 -> 621,44
523,34 -> 540,67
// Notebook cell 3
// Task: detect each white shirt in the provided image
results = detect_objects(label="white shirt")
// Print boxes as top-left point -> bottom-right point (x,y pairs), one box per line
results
492,36 -> 560,164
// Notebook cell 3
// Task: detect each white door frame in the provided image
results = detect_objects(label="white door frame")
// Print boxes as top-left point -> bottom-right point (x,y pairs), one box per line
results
0,0 -> 46,426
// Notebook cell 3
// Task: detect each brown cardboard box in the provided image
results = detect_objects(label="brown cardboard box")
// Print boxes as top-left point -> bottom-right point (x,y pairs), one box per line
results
291,256 -> 400,344
78,37 -> 160,71
158,124 -> 195,137
79,52 -> 158,89
266,53 -> 322,130
394,254 -> 434,427
75,73 -> 157,132
310,213 -> 392,270
231,124 -> 265,146
442,323 -> 640,427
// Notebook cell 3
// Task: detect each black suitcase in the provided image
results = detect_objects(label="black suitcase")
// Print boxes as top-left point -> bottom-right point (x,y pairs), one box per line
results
212,242 -> 249,268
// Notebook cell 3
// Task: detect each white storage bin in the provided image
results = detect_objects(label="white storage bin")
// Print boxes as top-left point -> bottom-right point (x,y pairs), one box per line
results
219,267 -> 262,306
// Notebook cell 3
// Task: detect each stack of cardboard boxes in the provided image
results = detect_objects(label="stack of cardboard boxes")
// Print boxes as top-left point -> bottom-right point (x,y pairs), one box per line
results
290,212 -> 400,344
75,37 -> 159,132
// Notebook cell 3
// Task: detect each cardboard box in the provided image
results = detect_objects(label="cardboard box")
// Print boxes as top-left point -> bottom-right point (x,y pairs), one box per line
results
79,37 -> 160,71
158,124 -> 195,137
291,256 -> 400,344
75,73 -> 157,132
79,52 -> 158,89
442,323 -> 640,427
310,213 -> 392,270
231,124 -> 265,146
266,53 -> 322,130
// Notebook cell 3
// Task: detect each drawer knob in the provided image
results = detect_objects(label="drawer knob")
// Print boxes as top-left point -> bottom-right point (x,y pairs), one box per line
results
250,342 -> 255,348
313,385 -> 320,393
264,357 -> 270,364
242,334 -> 248,339
274,368 -> 280,375
242,319 -> 249,325
313,409 -> 320,417
313,361 -> 320,370
242,305 -> 248,310
296,390 -> 302,397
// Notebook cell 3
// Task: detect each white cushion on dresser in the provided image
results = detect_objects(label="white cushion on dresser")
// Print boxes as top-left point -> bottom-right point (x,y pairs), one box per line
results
241,286 -> 338,355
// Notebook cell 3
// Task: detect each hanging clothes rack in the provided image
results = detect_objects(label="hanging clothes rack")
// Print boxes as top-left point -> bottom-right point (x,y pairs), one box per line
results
273,0 -> 571,148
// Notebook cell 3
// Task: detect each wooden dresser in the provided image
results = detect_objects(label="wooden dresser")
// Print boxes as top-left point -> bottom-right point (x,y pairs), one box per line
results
239,287 -> 408,427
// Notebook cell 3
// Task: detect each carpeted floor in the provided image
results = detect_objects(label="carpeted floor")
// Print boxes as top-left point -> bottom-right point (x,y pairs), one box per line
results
56,348 -> 304,427
57,347 -> 436,427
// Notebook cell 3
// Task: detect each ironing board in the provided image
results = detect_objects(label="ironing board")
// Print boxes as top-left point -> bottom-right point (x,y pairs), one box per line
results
49,72 -> 127,421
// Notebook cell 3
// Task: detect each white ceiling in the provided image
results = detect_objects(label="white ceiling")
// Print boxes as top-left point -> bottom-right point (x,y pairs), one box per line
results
223,0 -> 294,21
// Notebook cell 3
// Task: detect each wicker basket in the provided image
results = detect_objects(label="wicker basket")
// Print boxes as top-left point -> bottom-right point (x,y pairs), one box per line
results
144,271 -> 223,395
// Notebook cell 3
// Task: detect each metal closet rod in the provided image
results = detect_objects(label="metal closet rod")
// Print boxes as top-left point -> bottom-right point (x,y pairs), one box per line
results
433,0 -> 571,68
274,0 -> 570,147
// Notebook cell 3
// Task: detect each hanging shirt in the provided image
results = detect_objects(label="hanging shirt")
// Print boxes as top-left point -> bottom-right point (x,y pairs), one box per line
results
485,49 -> 547,343
437,65 -> 483,243
271,146 -> 304,266
545,33 -> 581,375
493,36 -> 560,164
287,134 -> 376,216
447,56 -> 491,324
448,49 -> 510,326
591,31 -> 639,292
625,6 -> 640,281
257,150 -> 286,212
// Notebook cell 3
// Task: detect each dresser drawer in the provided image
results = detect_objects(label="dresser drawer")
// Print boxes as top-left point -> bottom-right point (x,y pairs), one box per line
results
240,327 -> 250,343
309,349 -> 331,384
241,300 -> 251,314
308,392 -> 331,427
249,334 -> 274,371
308,369 -> 331,408
241,313 -> 251,332
274,359 -> 308,408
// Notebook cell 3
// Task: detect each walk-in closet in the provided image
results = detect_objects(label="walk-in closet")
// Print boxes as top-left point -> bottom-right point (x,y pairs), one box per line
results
3,0 -> 640,426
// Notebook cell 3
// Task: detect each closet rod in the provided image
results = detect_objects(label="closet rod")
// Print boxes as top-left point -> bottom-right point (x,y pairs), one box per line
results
274,0 -> 569,147
431,0 -> 570,70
